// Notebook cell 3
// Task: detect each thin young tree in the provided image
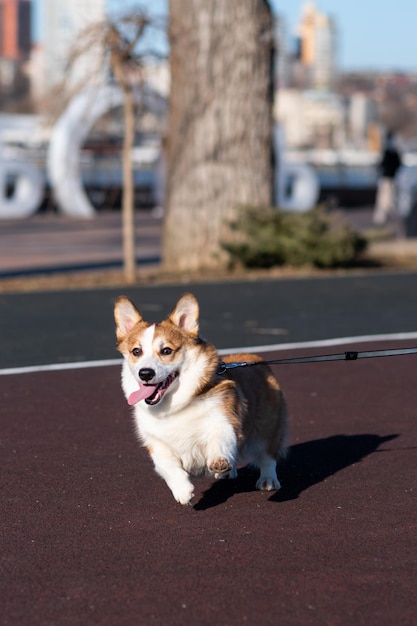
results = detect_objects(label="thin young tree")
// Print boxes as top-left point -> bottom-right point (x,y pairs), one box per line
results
106,17 -> 148,283
163,0 -> 274,271
61,10 -> 164,283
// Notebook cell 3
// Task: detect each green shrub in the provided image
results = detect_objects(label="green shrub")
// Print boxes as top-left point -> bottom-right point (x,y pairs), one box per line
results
223,206 -> 367,269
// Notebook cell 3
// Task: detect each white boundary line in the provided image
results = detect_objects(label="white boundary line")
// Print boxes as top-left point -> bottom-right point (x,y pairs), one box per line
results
1,331 -> 417,377
0,358 -> 123,377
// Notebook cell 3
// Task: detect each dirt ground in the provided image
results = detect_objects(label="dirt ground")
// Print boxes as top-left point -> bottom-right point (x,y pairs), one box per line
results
1,253 -> 417,294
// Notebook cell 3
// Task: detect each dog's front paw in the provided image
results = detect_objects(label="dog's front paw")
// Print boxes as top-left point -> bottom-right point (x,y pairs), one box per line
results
256,475 -> 281,491
171,480 -> 195,505
209,458 -> 233,479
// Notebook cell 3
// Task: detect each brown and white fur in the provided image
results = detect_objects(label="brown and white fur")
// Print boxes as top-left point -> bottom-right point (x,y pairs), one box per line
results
114,293 -> 288,505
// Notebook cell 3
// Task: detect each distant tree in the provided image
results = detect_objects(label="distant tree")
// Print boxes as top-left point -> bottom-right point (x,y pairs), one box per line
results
60,9 -> 166,283
163,0 -> 274,271
105,16 -> 149,283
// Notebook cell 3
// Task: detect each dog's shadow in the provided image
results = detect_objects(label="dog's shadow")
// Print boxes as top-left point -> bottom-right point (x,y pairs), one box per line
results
194,433 -> 398,510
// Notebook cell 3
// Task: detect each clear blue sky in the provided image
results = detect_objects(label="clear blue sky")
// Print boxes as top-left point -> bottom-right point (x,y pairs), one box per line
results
33,0 -> 417,73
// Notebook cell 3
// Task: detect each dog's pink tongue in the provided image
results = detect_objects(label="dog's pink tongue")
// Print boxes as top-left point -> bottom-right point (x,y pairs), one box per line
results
128,384 -> 157,405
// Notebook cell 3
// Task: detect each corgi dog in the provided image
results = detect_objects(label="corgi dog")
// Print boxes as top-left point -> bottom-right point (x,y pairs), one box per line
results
114,293 -> 288,505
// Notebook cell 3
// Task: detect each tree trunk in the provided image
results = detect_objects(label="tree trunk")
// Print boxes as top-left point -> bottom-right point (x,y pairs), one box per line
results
122,86 -> 136,284
163,0 -> 274,271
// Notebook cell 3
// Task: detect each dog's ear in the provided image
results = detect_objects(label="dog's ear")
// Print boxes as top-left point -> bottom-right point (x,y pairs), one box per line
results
114,297 -> 142,341
169,293 -> 199,337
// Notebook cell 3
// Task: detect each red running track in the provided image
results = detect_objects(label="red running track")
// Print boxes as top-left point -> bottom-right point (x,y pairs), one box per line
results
2,341 -> 416,625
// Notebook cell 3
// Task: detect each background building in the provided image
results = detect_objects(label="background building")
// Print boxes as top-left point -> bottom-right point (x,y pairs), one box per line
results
349,92 -> 379,149
296,2 -> 337,91
0,0 -> 31,61
276,89 -> 345,149
0,0 -> 31,96
30,0 -> 106,101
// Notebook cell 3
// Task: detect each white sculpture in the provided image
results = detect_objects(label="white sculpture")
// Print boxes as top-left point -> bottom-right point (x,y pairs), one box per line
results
0,141 -> 44,219
47,83 -> 166,218
47,84 -> 125,218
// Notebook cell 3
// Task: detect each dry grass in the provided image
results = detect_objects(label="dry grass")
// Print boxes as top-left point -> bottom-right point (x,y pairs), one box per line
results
2,247 -> 417,294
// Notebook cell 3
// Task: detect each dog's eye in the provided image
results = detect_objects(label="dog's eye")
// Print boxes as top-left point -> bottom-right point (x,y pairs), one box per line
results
160,347 -> 173,356
132,347 -> 142,357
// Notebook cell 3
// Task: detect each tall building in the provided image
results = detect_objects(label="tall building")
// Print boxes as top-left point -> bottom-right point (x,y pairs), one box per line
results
0,0 -> 31,60
31,0 -> 106,100
297,2 -> 337,90
298,3 -> 316,67
0,0 -> 31,88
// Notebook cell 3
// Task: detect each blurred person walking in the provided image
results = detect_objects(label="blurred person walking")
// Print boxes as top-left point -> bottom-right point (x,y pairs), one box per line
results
373,130 -> 402,226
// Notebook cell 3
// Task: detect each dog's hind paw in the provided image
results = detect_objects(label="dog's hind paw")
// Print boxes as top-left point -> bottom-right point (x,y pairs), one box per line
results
209,458 -> 232,478
224,465 -> 238,480
256,476 -> 281,491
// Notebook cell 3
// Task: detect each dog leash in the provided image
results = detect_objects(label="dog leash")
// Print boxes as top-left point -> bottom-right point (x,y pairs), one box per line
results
217,346 -> 417,374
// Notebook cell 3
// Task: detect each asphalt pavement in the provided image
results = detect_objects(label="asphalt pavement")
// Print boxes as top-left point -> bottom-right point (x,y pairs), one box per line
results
0,211 -> 161,277
1,271 -> 417,370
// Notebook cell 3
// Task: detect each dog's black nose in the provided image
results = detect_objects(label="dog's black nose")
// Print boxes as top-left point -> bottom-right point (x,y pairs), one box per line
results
139,368 -> 156,382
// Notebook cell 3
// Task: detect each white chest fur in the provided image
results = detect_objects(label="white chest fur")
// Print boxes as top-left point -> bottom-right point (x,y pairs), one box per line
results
132,394 -> 237,475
